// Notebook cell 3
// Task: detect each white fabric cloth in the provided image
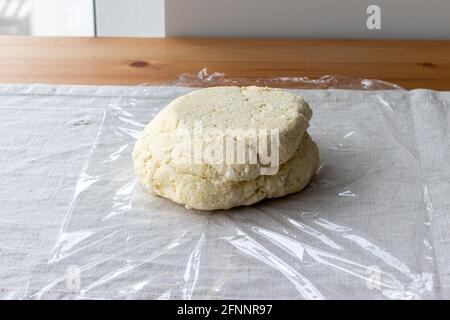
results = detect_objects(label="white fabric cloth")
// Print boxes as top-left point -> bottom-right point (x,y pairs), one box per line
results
0,84 -> 449,299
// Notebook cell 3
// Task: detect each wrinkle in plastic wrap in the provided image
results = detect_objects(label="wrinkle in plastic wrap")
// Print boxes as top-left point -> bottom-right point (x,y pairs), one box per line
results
28,72 -> 437,299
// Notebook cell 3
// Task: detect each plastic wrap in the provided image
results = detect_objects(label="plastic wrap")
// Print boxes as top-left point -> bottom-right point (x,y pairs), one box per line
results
28,71 -> 436,299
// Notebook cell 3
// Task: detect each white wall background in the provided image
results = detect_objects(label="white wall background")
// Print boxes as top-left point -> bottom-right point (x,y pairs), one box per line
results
95,0 -> 164,37
1,0 -> 449,38
165,0 -> 450,39
31,0 -> 94,36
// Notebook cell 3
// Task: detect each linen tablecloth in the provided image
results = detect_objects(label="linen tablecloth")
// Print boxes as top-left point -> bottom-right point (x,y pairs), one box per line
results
0,84 -> 449,299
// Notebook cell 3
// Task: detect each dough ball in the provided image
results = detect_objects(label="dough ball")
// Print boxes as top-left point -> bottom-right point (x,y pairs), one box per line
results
133,86 -> 319,210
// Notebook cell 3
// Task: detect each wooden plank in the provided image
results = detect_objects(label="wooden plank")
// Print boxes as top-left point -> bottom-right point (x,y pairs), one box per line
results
0,37 -> 449,90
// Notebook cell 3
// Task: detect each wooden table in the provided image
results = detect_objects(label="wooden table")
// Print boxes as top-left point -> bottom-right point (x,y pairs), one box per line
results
1,36 -> 450,90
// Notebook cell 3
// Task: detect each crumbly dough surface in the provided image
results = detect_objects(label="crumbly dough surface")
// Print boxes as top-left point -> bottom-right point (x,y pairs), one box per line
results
133,86 -> 319,210
133,86 -> 312,182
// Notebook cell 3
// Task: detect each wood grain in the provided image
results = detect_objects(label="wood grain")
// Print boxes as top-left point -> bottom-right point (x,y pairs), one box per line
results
1,36 -> 450,90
